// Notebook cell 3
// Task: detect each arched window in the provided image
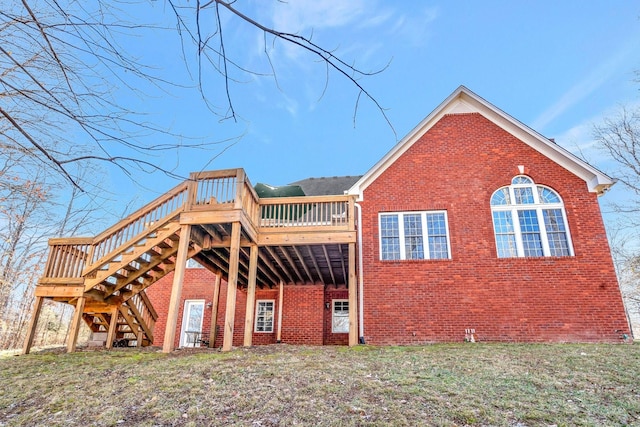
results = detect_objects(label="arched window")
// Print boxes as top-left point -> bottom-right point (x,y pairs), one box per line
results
490,176 -> 573,258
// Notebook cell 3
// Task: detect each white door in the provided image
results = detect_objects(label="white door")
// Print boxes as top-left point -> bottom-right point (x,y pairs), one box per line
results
180,300 -> 205,347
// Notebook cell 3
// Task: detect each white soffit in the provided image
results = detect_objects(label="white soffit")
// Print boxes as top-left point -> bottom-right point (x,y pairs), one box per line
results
347,86 -> 614,200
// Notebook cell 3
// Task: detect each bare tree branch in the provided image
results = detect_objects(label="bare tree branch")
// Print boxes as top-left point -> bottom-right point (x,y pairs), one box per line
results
2,0 -> 392,188
0,105 -> 80,189
206,0 -> 394,134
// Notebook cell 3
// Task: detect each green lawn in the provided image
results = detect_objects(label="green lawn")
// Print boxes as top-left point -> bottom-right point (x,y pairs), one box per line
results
1,343 -> 638,426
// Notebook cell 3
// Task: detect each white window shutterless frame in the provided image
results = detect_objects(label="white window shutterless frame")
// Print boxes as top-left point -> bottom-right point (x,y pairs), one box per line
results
379,211 -> 451,261
490,176 -> 573,258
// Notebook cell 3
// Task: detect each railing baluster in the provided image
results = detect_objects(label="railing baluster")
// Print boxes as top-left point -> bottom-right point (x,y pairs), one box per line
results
258,196 -> 353,229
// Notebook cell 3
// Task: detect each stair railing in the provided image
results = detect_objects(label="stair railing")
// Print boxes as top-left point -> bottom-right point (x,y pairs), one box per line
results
84,182 -> 190,274
127,290 -> 157,342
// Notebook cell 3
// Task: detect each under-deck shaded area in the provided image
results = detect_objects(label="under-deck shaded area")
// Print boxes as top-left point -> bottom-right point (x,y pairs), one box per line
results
24,169 -> 358,354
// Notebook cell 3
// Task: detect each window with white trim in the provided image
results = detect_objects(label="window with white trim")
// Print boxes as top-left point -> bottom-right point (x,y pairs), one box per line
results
332,300 -> 349,333
186,258 -> 204,268
254,300 -> 274,333
490,176 -> 573,258
379,211 -> 451,260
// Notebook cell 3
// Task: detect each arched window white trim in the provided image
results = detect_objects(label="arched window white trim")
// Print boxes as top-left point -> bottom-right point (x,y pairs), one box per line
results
490,176 -> 574,258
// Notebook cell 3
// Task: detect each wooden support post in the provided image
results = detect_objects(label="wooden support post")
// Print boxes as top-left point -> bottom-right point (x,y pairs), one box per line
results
162,224 -> 192,353
22,296 -> 44,355
67,296 -> 86,353
222,222 -> 241,351
277,280 -> 284,343
348,242 -> 358,346
208,273 -> 221,348
243,245 -> 258,347
105,305 -> 119,349
234,169 -> 245,210
136,327 -> 143,347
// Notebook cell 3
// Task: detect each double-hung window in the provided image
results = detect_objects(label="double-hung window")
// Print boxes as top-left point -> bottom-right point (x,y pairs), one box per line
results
379,211 -> 451,260
490,176 -> 573,258
254,300 -> 274,333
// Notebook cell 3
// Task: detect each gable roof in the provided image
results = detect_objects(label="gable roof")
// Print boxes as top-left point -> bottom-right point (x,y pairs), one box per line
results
290,176 -> 362,196
347,86 -> 615,200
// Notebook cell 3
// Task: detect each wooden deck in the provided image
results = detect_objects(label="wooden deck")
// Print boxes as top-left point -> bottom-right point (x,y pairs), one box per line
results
24,168 -> 358,354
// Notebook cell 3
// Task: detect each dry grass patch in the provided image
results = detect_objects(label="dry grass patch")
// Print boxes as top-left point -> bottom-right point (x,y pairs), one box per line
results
1,343 -> 638,426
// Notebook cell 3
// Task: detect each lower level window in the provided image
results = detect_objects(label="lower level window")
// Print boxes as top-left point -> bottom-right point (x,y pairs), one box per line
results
332,300 -> 349,333
255,300 -> 274,332
379,211 -> 451,260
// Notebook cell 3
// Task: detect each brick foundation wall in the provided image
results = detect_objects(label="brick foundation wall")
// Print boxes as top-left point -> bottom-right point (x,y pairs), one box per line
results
281,284 -> 324,345
146,271 -> 327,348
358,112 -> 630,344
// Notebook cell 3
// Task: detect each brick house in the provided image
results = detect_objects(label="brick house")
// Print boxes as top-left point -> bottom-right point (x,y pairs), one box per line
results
147,86 -> 630,349
25,86 -> 631,354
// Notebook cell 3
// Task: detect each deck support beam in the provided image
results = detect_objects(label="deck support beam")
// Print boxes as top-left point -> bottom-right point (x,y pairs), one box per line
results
22,296 -> 44,355
277,280 -> 284,343
208,273 -> 221,348
162,224 -> 192,353
348,242 -> 358,346
222,222 -> 241,351
243,245 -> 258,347
67,296 -> 86,353
105,305 -> 119,349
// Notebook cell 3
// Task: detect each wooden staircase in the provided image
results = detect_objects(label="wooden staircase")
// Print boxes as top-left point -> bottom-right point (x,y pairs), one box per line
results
81,218 -> 202,346
35,180 -> 198,348
83,291 -> 157,346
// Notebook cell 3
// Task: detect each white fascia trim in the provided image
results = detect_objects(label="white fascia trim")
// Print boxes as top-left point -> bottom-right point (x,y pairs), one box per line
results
347,87 -> 466,200
472,92 -> 615,194
347,86 -> 615,200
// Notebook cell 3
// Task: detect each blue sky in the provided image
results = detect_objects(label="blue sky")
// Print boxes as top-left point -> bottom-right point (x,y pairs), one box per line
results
100,1 -> 640,225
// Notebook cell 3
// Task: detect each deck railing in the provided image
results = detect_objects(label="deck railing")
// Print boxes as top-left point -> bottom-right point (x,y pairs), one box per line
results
41,238 -> 94,282
258,195 -> 353,230
189,170 -> 238,208
241,174 -> 260,227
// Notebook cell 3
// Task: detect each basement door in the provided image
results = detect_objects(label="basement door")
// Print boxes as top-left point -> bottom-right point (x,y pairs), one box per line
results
180,299 -> 205,348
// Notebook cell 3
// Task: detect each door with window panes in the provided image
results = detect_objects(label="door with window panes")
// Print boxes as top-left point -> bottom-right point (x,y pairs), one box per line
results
180,300 -> 205,347
332,300 -> 349,334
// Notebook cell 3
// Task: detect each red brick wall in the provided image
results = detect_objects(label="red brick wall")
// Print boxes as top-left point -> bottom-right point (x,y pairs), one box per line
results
146,270 -> 326,348
359,112 -> 630,344
281,284 -> 324,345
